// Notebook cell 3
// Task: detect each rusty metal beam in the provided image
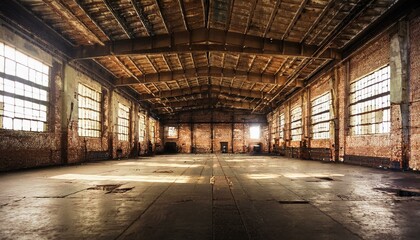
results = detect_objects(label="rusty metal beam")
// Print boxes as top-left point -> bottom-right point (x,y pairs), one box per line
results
115,66 -> 286,85
73,28 -> 340,60
140,85 -> 273,100
154,97 -> 258,109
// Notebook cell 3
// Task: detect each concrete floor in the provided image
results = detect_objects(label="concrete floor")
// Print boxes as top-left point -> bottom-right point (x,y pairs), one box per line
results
0,154 -> 419,240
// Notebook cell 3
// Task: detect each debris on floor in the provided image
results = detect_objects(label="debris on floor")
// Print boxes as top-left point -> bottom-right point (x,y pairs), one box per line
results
153,170 -> 174,173
87,184 -> 122,191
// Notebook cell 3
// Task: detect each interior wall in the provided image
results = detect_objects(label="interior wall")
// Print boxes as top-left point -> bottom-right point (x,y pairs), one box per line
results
0,25 -> 159,171
345,33 -> 391,161
267,14 -> 420,171
409,14 -> 420,170
162,110 -> 268,153
0,27 -> 63,170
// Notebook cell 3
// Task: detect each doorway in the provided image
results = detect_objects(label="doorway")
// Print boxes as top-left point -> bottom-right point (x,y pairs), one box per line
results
220,142 -> 228,153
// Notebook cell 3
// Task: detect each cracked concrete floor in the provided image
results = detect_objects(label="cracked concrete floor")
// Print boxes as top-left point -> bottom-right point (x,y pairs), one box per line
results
0,154 -> 419,240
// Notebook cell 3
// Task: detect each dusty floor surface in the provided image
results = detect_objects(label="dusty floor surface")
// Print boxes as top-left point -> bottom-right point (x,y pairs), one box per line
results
0,154 -> 419,240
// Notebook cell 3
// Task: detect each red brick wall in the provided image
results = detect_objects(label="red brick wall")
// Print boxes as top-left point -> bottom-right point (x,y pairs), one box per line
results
213,124 -> 232,153
349,34 -> 390,81
409,14 -> 420,170
162,110 -> 268,153
345,33 -> 391,159
0,61 -> 63,170
310,77 -> 332,149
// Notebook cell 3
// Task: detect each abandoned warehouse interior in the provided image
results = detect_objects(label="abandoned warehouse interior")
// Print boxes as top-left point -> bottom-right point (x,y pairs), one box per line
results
0,0 -> 419,171
0,0 -> 420,239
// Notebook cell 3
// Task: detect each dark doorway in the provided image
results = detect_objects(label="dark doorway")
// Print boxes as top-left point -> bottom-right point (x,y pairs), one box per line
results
164,142 -> 178,154
220,142 -> 228,153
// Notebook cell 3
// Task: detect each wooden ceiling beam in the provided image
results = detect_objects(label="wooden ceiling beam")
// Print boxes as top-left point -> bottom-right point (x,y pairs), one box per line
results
114,66 -> 286,85
73,28 -> 341,60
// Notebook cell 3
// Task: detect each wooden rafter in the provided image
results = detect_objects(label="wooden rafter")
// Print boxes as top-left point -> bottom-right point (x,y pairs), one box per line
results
102,0 -> 133,38
178,0 -> 189,31
154,0 -> 169,33
263,0 -> 282,38
300,0 -> 335,43
243,0 -> 258,35
225,0 -> 235,30
41,0 -> 103,45
129,0 -> 153,36
282,0 -> 309,40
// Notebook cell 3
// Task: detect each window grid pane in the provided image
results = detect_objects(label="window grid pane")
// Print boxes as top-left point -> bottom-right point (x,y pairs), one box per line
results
279,113 -> 285,140
167,126 -> 177,138
138,113 -> 146,141
311,92 -> 331,139
118,103 -> 130,141
149,119 -> 156,143
349,66 -> 390,135
291,106 -> 302,141
77,83 -> 101,137
250,125 -> 260,139
0,42 -> 49,132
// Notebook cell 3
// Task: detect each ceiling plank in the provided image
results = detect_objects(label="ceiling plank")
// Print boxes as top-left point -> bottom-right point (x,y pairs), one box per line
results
263,0 -> 282,38
178,0 -> 189,31
102,0 -> 133,38
73,28 -> 340,60
41,0 -> 103,45
129,0 -> 153,36
282,0 -> 309,40
154,0 -> 170,33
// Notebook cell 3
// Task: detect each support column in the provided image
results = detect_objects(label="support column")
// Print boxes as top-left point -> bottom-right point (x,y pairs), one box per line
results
390,20 -> 410,170
231,114 -> 234,153
210,110 -> 214,153
190,115 -> 194,153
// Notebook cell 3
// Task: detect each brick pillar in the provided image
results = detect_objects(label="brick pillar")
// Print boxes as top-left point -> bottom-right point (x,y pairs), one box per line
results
389,20 -> 410,169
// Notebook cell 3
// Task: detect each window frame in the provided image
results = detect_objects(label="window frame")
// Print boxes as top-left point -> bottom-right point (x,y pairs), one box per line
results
290,105 -> 302,141
279,113 -> 285,140
138,112 -> 146,142
77,83 -> 101,138
348,65 -> 390,135
117,103 -> 130,141
0,41 -> 50,132
166,125 -> 178,139
250,125 -> 261,139
311,92 -> 331,140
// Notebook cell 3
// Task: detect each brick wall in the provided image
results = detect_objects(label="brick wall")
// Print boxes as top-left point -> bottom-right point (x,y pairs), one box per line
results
409,14 -> 420,170
345,33 -> 391,163
267,15 -> 420,170
162,110 -> 268,154
0,26 -> 158,171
